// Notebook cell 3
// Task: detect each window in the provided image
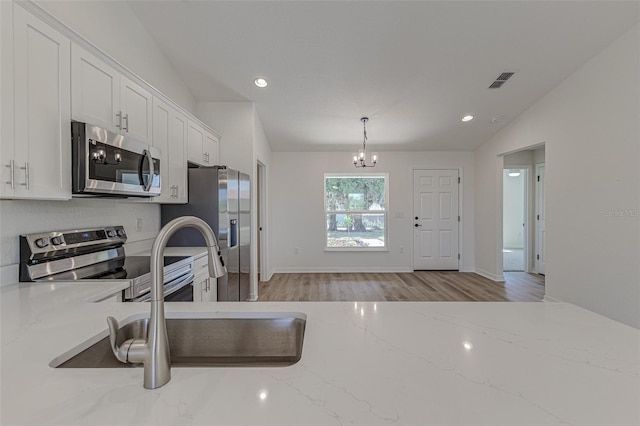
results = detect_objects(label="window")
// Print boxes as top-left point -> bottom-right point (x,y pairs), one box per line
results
325,174 -> 388,250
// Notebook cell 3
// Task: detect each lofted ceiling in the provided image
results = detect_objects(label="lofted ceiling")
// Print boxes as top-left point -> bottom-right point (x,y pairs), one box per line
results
128,1 -> 639,152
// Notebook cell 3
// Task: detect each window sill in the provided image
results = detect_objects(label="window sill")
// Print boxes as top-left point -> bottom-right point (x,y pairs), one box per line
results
324,247 -> 389,252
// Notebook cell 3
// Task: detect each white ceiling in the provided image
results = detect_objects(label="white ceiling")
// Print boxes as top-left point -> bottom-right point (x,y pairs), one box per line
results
128,1 -> 639,152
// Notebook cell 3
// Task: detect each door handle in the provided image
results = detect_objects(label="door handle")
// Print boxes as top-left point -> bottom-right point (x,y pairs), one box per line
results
414,223 -> 422,227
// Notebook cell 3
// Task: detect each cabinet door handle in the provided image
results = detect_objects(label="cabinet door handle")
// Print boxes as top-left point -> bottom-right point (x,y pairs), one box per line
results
123,114 -> 129,132
20,162 -> 29,189
6,160 -> 15,189
116,111 -> 122,129
174,185 -> 179,198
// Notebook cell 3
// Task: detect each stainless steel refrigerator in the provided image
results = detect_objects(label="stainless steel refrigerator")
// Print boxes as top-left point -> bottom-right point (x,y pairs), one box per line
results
161,166 -> 250,301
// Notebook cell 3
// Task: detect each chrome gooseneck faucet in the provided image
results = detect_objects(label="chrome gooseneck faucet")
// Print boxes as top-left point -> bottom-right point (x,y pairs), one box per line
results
107,216 -> 226,389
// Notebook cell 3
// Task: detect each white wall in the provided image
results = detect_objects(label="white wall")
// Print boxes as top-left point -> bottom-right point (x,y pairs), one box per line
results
533,147 -> 546,165
34,0 -> 196,113
474,25 -> 640,328
270,151 -> 474,272
504,150 -> 534,167
503,170 -> 525,249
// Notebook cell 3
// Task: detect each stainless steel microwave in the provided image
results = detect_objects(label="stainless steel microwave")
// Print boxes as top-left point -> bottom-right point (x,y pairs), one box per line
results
71,122 -> 160,197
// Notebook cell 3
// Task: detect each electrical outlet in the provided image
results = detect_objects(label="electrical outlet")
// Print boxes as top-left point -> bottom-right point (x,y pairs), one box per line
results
294,247 -> 299,254
136,218 -> 143,232
400,246 -> 405,253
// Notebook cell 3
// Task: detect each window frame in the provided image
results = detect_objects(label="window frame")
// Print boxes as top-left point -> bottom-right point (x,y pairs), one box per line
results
324,172 -> 389,252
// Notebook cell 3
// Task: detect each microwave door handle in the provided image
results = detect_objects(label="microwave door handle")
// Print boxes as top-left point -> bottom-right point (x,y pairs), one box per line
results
138,149 -> 154,192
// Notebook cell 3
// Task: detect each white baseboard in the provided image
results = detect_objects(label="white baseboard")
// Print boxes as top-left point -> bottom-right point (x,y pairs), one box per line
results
0,264 -> 18,288
543,294 -> 562,303
474,268 -> 505,282
460,266 -> 475,273
272,266 -> 413,274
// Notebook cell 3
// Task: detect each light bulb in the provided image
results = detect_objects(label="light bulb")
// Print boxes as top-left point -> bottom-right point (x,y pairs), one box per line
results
254,78 -> 268,88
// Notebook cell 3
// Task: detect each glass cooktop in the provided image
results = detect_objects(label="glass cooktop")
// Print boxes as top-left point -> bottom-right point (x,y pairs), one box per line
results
40,256 -> 191,281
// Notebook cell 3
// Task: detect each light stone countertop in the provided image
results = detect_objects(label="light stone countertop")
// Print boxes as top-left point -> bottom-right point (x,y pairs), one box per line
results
1,279 -> 639,425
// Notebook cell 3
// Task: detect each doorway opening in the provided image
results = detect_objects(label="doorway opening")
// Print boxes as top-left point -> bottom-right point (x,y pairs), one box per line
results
503,168 -> 527,271
257,161 -> 267,283
500,145 -> 545,278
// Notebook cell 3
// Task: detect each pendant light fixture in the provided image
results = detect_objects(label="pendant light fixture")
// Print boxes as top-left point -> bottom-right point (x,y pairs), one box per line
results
352,117 -> 378,168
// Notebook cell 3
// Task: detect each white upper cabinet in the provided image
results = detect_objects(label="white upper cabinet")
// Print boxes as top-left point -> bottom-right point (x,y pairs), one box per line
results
204,130 -> 220,166
70,44 -> 118,133
152,96 -> 187,204
71,44 -> 152,144
1,4 -> 71,200
188,119 -> 219,167
120,76 -> 153,143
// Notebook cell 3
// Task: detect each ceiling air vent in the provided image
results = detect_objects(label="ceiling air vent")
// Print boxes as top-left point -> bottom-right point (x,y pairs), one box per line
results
489,71 -> 515,89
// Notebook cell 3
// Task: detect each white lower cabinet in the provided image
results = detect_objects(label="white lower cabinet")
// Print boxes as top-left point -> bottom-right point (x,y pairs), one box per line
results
1,3 -> 71,200
152,96 -> 187,204
192,255 -> 216,302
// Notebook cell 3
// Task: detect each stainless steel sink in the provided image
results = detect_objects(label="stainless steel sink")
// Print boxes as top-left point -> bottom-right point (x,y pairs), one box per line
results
51,313 -> 306,368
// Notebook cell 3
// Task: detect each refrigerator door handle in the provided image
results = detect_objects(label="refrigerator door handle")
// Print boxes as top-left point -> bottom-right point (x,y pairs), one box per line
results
230,219 -> 238,248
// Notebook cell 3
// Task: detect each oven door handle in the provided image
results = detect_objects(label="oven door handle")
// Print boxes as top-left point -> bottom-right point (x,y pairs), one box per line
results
135,271 -> 194,302
138,149 -> 154,192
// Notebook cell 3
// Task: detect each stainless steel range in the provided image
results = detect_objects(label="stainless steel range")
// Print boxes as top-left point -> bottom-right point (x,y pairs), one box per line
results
19,226 -> 194,302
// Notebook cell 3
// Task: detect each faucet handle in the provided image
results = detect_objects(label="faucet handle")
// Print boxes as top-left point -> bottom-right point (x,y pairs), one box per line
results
107,316 -> 128,363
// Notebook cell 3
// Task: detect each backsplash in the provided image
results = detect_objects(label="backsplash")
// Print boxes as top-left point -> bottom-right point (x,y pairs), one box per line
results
0,198 -> 160,266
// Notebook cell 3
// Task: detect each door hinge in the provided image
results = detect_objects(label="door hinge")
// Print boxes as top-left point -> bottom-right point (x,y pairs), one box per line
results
537,214 -> 540,220
458,254 -> 461,260
458,215 -> 460,222
537,254 -> 540,260
458,177 -> 461,184
537,175 -> 540,182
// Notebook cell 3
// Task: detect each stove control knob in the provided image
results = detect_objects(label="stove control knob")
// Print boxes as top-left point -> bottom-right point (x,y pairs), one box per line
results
116,229 -> 126,237
107,230 -> 117,238
51,236 -> 63,246
35,238 -> 49,248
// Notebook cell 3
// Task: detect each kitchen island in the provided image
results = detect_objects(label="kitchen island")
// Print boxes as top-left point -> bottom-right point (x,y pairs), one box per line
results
1,280 -> 639,425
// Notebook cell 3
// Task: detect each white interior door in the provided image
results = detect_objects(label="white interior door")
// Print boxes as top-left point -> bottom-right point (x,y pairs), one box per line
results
536,163 -> 546,274
413,169 -> 459,270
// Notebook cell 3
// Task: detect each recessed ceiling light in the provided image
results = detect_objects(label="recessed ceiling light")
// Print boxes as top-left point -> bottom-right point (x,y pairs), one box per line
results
491,115 -> 503,123
254,78 -> 268,88
461,115 -> 474,122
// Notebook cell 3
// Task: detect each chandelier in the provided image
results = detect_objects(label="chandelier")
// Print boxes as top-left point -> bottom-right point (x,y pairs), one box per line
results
352,117 -> 378,168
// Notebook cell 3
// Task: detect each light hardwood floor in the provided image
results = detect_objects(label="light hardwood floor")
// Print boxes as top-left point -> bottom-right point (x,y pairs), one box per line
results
258,271 -> 545,302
